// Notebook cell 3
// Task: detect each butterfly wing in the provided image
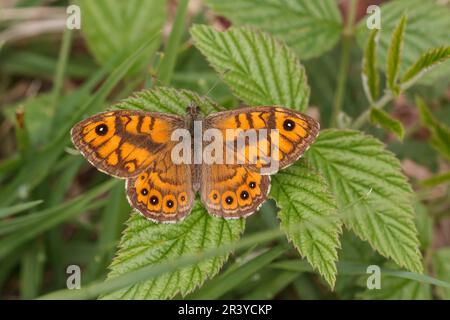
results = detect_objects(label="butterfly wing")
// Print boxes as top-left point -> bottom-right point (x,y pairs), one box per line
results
126,151 -> 195,223
71,110 -> 185,178
200,164 -> 270,218
203,106 -> 320,174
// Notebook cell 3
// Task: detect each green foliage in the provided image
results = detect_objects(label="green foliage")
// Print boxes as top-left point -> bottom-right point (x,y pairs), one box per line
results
307,130 -> 423,273
386,15 -> 407,95
204,0 -> 343,59
1,0 -> 449,301
78,0 -> 165,74
271,161 -> 341,288
101,204 -> 245,299
190,25 -> 309,111
416,96 -> 450,161
362,29 -> 380,103
370,108 -> 404,140
357,0 -> 450,86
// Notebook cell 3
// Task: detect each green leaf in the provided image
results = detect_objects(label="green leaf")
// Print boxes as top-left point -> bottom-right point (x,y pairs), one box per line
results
370,107 -> 404,140
190,25 -> 309,111
78,0 -> 165,74
270,161 -> 342,288
189,246 -> 286,299
420,171 -> 450,187
416,96 -> 450,161
362,29 -> 380,103
401,46 -> 450,87
357,0 -> 450,86
101,203 -> 245,299
307,129 -> 423,273
413,201 -> 432,251
204,0 -> 343,60
386,15 -> 407,95
433,248 -> 450,299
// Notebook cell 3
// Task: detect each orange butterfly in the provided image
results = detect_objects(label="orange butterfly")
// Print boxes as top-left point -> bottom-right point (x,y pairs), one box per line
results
71,102 -> 319,223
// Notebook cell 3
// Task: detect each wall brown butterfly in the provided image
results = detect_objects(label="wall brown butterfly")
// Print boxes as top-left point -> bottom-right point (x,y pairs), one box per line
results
71,104 -> 319,223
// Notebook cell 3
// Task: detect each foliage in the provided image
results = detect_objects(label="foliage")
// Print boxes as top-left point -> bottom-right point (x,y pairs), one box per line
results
0,0 -> 450,300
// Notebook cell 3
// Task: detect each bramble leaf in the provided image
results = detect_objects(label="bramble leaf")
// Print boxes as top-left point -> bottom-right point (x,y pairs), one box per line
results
362,29 -> 380,103
191,25 -> 309,111
386,15 -> 407,95
271,161 -> 342,288
204,0 -> 343,60
307,129 -> 423,273
370,108 -> 404,140
101,203 -> 245,299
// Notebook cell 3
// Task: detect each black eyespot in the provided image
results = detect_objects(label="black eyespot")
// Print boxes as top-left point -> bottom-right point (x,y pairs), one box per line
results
180,195 -> 186,202
240,191 -> 249,200
141,188 -> 148,196
213,193 -> 218,200
166,200 -> 174,208
283,119 -> 295,131
249,181 -> 256,189
150,196 -> 158,205
95,123 -> 108,136
225,196 -> 234,204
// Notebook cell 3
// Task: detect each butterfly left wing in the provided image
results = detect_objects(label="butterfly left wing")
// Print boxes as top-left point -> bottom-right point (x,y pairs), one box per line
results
204,106 -> 319,174
71,110 -> 184,178
126,150 -> 195,223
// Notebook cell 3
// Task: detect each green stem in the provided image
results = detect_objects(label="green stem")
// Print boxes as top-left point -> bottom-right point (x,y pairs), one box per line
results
351,91 -> 393,129
331,0 -> 358,127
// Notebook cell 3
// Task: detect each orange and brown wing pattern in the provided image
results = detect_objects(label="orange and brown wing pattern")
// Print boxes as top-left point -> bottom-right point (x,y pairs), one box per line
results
70,110 -> 185,178
204,106 -> 320,174
200,164 -> 270,219
126,151 -> 195,223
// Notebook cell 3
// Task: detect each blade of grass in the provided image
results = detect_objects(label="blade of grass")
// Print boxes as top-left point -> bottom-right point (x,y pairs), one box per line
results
20,242 -> 45,299
241,270 -> 299,299
156,0 -> 189,85
0,200 -> 43,218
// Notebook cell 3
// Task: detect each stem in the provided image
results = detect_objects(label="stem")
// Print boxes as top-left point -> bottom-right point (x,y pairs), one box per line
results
351,91 -> 393,129
331,0 -> 358,127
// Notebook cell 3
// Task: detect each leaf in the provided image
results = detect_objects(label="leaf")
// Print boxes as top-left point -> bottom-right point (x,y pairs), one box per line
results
362,29 -> 380,103
204,0 -> 343,60
433,248 -> 450,299
188,246 -> 286,299
101,203 -> 245,299
270,161 -> 342,288
401,46 -> 450,87
413,201 -> 432,251
370,107 -> 405,140
0,200 -> 43,219
386,15 -> 407,95
78,0 -> 165,74
416,96 -> 450,161
357,0 -> 450,86
420,171 -> 450,187
307,129 -> 423,273
190,25 -> 309,111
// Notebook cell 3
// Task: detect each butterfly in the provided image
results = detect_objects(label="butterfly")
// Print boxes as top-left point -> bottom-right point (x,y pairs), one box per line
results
71,104 -> 319,223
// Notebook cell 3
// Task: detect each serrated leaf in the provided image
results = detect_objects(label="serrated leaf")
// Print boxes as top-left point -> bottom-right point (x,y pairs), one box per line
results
307,129 -> 423,274
416,96 -> 450,161
270,161 -> 342,288
386,15 -> 407,95
401,46 -> 450,86
362,29 -> 380,103
204,0 -> 342,60
357,0 -> 450,86
101,203 -> 245,299
433,248 -> 450,300
78,0 -> 165,74
191,25 -> 309,111
370,107 -> 404,140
